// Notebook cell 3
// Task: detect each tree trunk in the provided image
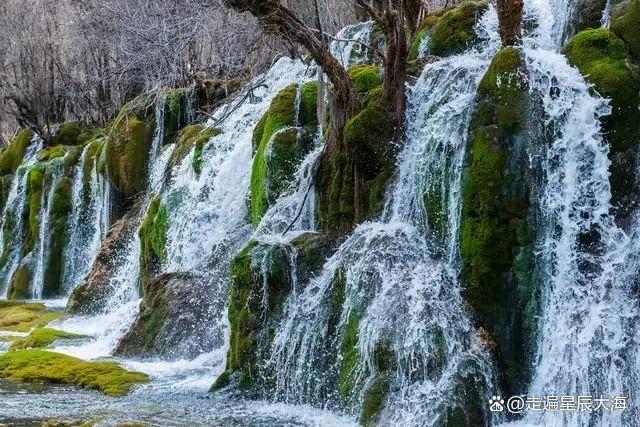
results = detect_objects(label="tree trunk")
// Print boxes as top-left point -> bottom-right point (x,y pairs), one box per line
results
497,0 -> 524,46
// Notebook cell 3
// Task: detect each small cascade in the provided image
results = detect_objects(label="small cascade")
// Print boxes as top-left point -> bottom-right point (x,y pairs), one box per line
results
0,135 -> 42,297
62,142 -> 110,293
31,156 -> 66,299
330,21 -> 375,67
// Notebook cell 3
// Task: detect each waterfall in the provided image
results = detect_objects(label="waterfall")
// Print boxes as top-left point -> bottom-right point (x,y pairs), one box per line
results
500,0 -> 640,425
250,7 -> 503,425
31,156 -> 66,299
0,135 -> 42,297
62,142 -> 110,293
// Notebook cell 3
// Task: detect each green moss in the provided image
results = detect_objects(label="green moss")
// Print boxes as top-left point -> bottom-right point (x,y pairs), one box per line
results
50,123 -> 94,147
250,83 -> 318,227
216,241 -> 293,391
0,301 -> 62,332
460,48 -> 536,394
565,28 -> 640,221
429,1 -> 488,57
339,312 -> 360,405
0,175 -> 13,213
318,99 -> 395,235
104,105 -> 156,198
10,328 -> 83,350
0,349 -> 149,396
163,89 -> 185,146
564,28 -> 640,152
7,265 -> 32,300
611,0 -> 640,61
169,124 -> 220,173
43,178 -> 73,298
409,13 -> 443,60
139,197 -> 169,292
360,376 -> 390,426
0,129 -> 34,176
348,65 -> 383,93
25,165 -> 45,253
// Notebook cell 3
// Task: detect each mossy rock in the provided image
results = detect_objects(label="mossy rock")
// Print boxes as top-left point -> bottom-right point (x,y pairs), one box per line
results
214,241 -> 293,392
611,0 -> 640,62
317,98 -> 395,235
409,11 -> 447,60
10,328 -> 83,350
429,1 -> 488,57
348,65 -> 383,93
104,102 -> 156,199
460,48 -> 538,394
0,129 -> 34,176
139,197 -> 168,292
564,28 -> 640,224
0,301 -> 63,332
50,123 -> 95,147
7,265 -> 33,300
169,124 -> 220,174
43,178 -> 73,298
24,165 -> 45,254
250,82 -> 318,227
0,349 -> 149,396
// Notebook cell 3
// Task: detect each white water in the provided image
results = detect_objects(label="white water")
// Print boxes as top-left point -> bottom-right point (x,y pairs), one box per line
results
508,0 -> 640,425
0,134 -> 42,297
62,141 -> 110,293
255,7 -> 503,425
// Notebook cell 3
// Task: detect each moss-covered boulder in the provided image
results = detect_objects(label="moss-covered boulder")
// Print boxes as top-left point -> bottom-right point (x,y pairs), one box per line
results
317,94 -> 395,235
565,28 -> 640,225
42,178 -> 73,298
0,129 -> 34,176
460,48 -> 538,394
50,123 -> 95,147
427,1 -> 488,58
611,0 -> 640,62
169,124 -> 220,174
104,101 -> 156,201
138,197 -> 168,292
213,234 -> 335,392
250,82 -> 318,227
7,264 -> 33,300
0,301 -> 62,332
9,328 -> 83,350
115,272 -> 222,359
24,165 -> 44,254
0,349 -> 148,396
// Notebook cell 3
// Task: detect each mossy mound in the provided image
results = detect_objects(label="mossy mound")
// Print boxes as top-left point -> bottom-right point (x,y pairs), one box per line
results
429,1 -> 488,57
50,123 -> 95,147
0,129 -> 34,176
0,301 -> 62,332
25,165 -> 45,254
9,328 -> 83,350
139,197 -> 168,292
565,28 -> 640,224
104,101 -> 156,199
348,65 -> 383,93
611,0 -> 640,62
0,349 -> 149,396
250,82 -> 318,227
460,48 -> 538,394
169,124 -> 220,174
7,265 -> 33,300
409,11 -> 447,60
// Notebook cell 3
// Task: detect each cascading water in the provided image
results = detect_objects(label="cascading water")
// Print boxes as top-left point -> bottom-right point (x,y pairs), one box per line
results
0,135 -> 42,297
505,0 -> 640,425
62,142 -> 110,293
250,7 -> 503,425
